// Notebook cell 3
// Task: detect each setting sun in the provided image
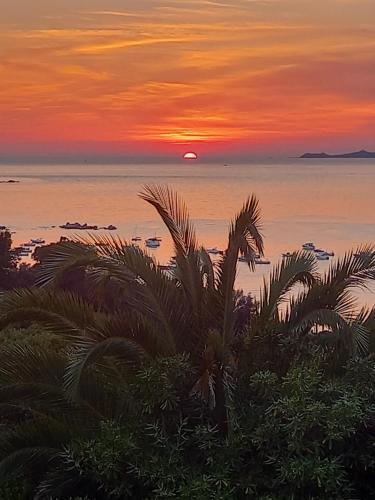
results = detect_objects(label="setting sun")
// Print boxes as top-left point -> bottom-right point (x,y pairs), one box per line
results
183,152 -> 198,160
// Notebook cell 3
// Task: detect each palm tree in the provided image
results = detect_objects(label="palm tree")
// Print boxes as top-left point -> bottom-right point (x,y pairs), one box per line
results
280,246 -> 375,360
245,246 -> 375,371
0,185 -> 267,431
0,185 -> 374,429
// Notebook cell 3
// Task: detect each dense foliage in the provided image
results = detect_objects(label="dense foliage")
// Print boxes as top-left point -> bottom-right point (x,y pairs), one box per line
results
0,185 -> 374,499
0,231 -> 35,291
0,231 -> 18,290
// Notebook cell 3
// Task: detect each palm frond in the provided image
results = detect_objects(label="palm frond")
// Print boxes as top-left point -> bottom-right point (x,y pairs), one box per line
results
35,240 -> 97,287
0,288 -> 103,339
323,244 -> 375,292
217,195 -> 263,341
256,251 -> 317,332
72,237 -> 182,352
140,185 -> 207,317
291,306 -> 370,358
139,184 -> 197,255
64,337 -> 147,399
197,247 -> 215,290
291,307 -> 348,335
0,343 -> 65,385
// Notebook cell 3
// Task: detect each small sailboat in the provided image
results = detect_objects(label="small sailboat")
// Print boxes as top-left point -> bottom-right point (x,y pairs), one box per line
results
145,238 -> 160,248
131,226 -> 142,242
238,253 -> 260,262
168,259 -> 177,270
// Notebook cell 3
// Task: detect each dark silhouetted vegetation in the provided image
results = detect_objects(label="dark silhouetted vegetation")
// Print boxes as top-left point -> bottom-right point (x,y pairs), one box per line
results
0,185 -> 374,499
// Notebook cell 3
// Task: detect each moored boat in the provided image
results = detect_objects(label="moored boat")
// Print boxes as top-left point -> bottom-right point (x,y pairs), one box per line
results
238,253 -> 260,262
145,238 -> 160,248
17,246 -> 32,256
255,258 -> 271,265
302,242 -> 315,250
60,222 -> 98,230
313,247 -> 334,257
168,259 -> 177,270
316,253 -> 329,260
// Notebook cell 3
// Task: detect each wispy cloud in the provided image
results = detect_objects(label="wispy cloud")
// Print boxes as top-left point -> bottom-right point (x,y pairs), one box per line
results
72,35 -> 209,54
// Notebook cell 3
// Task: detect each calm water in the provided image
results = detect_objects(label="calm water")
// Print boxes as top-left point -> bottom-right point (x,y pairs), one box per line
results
1,160 -> 374,303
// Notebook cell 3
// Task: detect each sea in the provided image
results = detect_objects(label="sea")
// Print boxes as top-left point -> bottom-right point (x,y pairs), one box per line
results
1,160 -> 374,305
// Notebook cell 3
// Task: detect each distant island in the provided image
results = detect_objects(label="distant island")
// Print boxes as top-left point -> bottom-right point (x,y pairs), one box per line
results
300,150 -> 375,159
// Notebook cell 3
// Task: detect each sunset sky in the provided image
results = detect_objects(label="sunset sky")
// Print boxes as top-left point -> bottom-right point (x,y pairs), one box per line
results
1,0 -> 375,160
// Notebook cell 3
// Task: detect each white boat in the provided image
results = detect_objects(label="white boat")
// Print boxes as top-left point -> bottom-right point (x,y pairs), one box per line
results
302,242 -> 315,250
314,248 -> 334,257
31,238 -> 45,244
24,241 -> 37,247
145,238 -> 160,248
255,258 -> 271,265
316,253 -> 329,260
239,253 -> 260,262
19,248 -> 32,256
